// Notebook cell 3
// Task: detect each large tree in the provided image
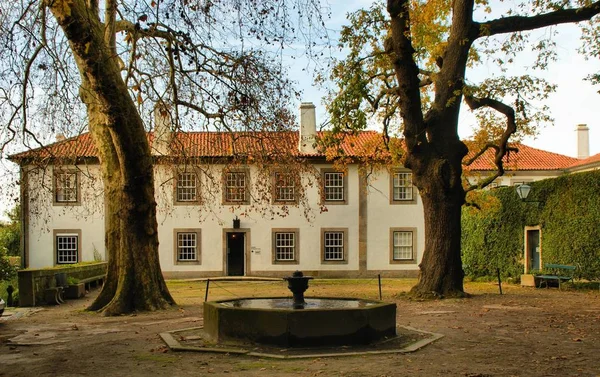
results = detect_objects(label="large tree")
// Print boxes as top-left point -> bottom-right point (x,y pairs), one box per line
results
327,0 -> 599,297
0,0 -> 326,314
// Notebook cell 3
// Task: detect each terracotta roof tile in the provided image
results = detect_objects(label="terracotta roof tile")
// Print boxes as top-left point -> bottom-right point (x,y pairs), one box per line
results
569,153 -> 600,168
9,131 -> 387,160
11,132 -> 587,173
465,143 -> 578,171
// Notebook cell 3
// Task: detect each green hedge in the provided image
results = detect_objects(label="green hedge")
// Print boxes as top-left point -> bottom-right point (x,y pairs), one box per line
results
462,169 -> 600,280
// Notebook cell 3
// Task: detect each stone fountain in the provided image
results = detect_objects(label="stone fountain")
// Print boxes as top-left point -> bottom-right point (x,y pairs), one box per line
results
203,271 -> 397,347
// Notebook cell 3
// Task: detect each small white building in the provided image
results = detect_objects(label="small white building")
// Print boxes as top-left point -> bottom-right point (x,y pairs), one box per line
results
10,105 -> 597,279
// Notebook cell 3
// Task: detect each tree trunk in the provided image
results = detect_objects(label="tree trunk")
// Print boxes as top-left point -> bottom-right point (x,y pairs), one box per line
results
49,0 -> 174,314
406,130 -> 468,298
411,178 -> 465,297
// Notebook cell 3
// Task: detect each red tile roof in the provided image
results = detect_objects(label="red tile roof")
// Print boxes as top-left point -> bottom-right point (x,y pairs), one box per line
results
569,153 -> 600,169
11,131 -> 589,173
9,131 -> 388,160
465,143 -> 578,171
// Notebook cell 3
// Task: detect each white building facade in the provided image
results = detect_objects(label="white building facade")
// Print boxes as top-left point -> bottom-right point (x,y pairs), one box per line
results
13,104 -> 596,279
14,104 -> 425,278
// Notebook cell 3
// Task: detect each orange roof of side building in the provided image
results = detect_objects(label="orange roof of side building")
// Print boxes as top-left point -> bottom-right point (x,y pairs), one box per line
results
465,143 -> 579,172
567,152 -> 600,171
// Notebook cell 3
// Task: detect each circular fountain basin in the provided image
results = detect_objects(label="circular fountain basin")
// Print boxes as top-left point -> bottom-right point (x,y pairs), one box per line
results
203,297 -> 397,347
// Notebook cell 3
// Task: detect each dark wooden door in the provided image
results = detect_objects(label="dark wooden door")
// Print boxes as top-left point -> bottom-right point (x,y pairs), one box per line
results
227,232 -> 245,276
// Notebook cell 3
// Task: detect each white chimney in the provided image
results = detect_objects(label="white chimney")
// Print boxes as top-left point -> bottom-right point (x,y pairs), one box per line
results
153,102 -> 172,156
298,102 -> 317,154
576,124 -> 589,159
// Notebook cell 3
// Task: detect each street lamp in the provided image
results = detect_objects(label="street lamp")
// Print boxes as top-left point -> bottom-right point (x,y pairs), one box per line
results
516,183 -> 542,206
515,184 -> 532,200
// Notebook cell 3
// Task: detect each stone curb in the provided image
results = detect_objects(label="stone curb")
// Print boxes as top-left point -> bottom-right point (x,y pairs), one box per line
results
159,325 -> 443,359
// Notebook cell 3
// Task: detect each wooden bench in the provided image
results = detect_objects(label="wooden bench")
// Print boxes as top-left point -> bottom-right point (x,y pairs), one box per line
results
78,274 -> 106,291
536,264 -> 576,289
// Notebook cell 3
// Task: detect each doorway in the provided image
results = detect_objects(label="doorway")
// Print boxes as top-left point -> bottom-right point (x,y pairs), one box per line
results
226,232 -> 245,276
524,227 -> 541,273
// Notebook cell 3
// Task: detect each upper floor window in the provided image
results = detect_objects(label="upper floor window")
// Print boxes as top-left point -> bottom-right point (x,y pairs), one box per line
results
390,170 -> 415,204
176,172 -> 198,203
321,169 -> 347,204
54,170 -> 79,204
224,170 -> 249,204
273,172 -> 296,203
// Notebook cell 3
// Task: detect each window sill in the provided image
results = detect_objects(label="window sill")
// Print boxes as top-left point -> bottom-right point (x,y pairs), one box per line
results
175,260 -> 201,265
390,259 -> 416,264
321,260 -> 348,265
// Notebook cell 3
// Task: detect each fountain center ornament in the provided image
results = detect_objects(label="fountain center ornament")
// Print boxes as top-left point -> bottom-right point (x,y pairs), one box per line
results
283,270 -> 314,309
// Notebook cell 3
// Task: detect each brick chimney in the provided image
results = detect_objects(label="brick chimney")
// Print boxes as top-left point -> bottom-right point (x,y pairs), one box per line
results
153,102 -> 172,156
298,102 -> 317,154
576,124 -> 589,159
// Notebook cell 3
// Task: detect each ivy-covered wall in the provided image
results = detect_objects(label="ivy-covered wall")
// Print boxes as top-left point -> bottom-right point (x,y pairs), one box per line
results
462,169 -> 600,280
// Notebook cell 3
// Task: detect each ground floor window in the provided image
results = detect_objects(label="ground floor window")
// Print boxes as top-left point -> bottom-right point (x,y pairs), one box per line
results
174,229 -> 201,264
54,230 -> 81,265
390,228 -> 416,263
321,228 -> 348,263
272,229 -> 299,264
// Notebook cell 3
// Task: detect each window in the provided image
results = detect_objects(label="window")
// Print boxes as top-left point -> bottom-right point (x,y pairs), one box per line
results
389,228 -> 416,263
54,170 -> 79,204
174,229 -> 201,264
53,230 -> 81,265
391,171 -> 414,202
321,228 -> 348,263
176,172 -> 198,203
321,169 -> 347,204
272,229 -> 299,264
224,170 -> 249,204
273,172 -> 296,203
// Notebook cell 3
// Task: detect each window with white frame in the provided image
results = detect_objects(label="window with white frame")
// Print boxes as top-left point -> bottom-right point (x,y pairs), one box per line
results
392,230 -> 414,261
176,232 -> 198,262
274,172 -> 295,202
56,234 -> 79,264
323,231 -> 345,261
274,231 -> 296,261
176,172 -> 198,202
55,171 -> 78,203
392,172 -> 413,201
324,172 -> 344,201
225,171 -> 248,203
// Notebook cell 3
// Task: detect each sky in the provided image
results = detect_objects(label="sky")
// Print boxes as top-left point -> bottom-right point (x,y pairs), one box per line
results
289,0 -> 600,159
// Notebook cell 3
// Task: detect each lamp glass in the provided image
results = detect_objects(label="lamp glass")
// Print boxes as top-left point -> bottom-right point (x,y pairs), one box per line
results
516,184 -> 531,200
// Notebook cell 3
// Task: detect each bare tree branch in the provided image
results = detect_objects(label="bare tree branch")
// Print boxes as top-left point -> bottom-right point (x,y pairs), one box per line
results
463,94 -> 519,192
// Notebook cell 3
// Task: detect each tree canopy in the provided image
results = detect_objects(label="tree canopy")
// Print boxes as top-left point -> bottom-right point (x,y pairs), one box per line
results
325,0 -> 599,297
327,0 -> 599,188
0,0 -> 328,315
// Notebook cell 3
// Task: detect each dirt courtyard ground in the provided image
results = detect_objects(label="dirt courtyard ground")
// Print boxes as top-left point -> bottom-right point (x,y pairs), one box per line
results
0,279 -> 599,377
